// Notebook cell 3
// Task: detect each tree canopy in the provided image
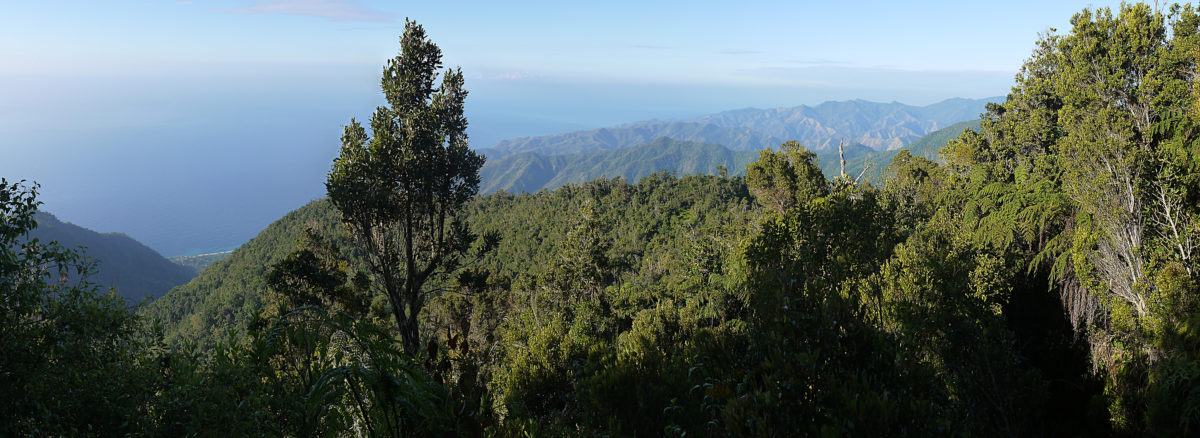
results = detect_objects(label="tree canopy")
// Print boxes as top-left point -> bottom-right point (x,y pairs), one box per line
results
326,20 -> 484,355
8,6 -> 1200,436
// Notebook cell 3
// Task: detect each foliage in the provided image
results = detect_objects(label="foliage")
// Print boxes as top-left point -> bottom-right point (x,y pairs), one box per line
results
0,179 -> 159,435
735,155 -> 953,435
142,198 -> 348,347
16,5 -> 1200,436
935,4 -> 1200,434
745,140 -> 829,212
326,20 -> 484,355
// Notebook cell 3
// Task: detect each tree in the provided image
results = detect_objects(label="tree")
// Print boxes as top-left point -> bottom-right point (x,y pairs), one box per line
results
938,4 -> 1200,432
745,140 -> 828,212
0,179 -> 157,435
326,20 -> 484,355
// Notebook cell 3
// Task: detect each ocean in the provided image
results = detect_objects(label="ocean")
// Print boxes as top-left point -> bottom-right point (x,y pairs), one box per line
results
0,67 -> 979,258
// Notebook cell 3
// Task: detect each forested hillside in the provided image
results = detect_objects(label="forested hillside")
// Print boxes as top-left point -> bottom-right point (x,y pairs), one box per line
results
145,173 -> 753,349
7,5 -> 1200,436
26,211 -> 195,302
142,200 -> 347,345
846,119 -> 984,182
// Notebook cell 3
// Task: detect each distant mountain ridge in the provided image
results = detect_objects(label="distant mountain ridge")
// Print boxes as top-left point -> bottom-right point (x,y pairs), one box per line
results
488,122 -> 788,156
28,212 -> 197,302
489,97 -> 998,156
480,137 -> 875,194
480,120 -> 981,194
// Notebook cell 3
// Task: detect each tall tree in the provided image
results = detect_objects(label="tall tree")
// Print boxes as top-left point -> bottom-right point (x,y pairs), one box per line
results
940,4 -> 1200,432
326,20 -> 484,355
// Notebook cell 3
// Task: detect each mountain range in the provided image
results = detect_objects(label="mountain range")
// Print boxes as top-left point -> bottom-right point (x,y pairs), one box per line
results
142,113 -> 985,347
480,137 -> 878,193
483,97 -> 997,157
479,119 -> 982,194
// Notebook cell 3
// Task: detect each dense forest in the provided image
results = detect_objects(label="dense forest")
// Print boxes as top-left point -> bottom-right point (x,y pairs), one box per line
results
4,4 -> 1200,436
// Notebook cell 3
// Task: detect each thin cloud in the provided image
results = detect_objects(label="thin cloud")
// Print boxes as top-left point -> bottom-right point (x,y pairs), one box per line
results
720,50 -> 764,55
216,0 -> 394,22
495,71 -> 535,81
788,58 -> 855,66
471,71 -> 538,81
734,65 -> 1016,93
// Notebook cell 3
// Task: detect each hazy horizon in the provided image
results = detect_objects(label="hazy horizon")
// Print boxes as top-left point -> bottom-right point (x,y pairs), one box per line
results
4,90 -> 998,258
0,0 -> 1124,257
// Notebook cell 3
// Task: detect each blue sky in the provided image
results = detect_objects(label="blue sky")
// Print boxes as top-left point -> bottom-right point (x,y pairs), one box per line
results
0,0 -> 1131,257
3,1 -> 1126,97
1,0 -> 1128,140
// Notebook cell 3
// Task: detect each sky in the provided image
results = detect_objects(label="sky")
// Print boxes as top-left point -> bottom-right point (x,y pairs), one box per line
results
0,0 -> 1131,257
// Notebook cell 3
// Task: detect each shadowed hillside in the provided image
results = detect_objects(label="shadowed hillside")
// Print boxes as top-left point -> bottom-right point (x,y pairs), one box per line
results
27,212 -> 196,302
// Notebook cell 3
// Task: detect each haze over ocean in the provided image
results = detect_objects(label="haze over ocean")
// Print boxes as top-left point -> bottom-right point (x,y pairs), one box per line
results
0,0 -> 1119,257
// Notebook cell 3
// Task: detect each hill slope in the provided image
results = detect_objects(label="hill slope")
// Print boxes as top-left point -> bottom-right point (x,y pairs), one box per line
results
843,119 -> 983,183
141,200 -> 346,345
28,212 -> 197,302
144,173 -> 757,347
